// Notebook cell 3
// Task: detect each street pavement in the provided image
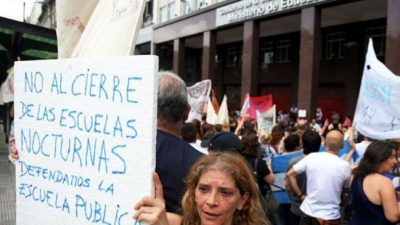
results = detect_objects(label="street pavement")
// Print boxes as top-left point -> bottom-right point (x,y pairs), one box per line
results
0,146 -> 16,225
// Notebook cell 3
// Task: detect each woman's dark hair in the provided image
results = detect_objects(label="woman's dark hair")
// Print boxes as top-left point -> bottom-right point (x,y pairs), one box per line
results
240,132 -> 261,157
352,141 -> 397,178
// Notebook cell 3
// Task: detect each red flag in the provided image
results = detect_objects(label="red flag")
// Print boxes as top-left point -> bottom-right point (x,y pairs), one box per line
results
247,95 -> 273,120
211,89 -> 220,113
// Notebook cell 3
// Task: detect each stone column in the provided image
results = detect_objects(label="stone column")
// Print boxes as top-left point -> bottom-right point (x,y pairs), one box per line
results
297,7 -> 321,120
202,31 -> 216,81
241,21 -> 259,102
173,38 -> 184,76
385,0 -> 400,75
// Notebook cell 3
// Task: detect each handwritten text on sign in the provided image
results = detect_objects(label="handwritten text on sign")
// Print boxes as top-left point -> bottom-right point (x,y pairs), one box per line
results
14,56 -> 158,225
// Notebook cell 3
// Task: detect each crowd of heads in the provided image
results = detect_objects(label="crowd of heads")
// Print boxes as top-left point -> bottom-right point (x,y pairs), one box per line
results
157,72 -> 400,225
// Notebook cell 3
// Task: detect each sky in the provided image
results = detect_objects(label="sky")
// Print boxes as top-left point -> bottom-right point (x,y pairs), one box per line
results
0,0 -> 34,22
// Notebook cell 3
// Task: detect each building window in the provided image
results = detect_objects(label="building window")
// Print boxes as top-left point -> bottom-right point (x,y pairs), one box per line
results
261,41 -> 274,66
160,6 -> 167,23
226,47 -> 238,67
159,1 -> 175,23
276,39 -> 290,63
168,2 -> 176,19
325,32 -> 345,60
366,26 -> 386,57
185,0 -> 197,14
143,0 -> 153,26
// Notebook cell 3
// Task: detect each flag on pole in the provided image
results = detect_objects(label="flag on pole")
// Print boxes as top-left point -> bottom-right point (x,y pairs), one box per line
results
353,39 -> 400,140
187,80 -> 212,122
211,89 -> 220,114
216,95 -> 229,125
206,95 -> 218,125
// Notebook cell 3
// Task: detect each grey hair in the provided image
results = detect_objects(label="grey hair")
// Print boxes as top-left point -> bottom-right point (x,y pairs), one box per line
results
157,71 -> 189,123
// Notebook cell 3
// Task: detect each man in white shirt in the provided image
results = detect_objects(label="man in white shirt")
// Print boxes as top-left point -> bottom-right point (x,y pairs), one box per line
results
286,130 -> 351,225
354,135 -> 372,165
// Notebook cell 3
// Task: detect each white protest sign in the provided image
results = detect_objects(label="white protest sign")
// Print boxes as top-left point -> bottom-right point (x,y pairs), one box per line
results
298,109 -> 306,118
257,105 -> 276,134
187,79 -> 211,122
354,39 -> 400,140
14,56 -> 158,225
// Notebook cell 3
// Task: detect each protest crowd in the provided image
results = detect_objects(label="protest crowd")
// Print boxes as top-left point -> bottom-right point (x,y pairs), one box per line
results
135,70 -> 400,225
2,1 -> 399,225
11,70 -> 400,225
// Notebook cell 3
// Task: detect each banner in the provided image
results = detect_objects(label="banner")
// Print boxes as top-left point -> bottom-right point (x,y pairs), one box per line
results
14,56 -> 158,225
216,95 -> 229,125
257,105 -> 276,134
71,0 -> 146,57
187,80 -> 211,122
1,67 -> 15,103
354,39 -> 400,140
56,0 -> 99,58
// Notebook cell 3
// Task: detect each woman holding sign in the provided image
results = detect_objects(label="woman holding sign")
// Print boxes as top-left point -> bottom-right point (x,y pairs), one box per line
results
133,152 -> 270,225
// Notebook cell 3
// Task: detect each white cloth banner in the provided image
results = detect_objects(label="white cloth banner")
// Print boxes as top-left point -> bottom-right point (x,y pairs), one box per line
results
71,0 -> 145,57
353,39 -> 400,140
206,96 -> 218,125
14,56 -> 158,225
56,0 -> 99,58
257,105 -> 276,134
216,95 -> 229,125
1,67 -> 15,103
187,80 -> 211,122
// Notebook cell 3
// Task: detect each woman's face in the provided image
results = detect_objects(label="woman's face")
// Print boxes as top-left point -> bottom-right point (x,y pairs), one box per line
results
195,170 -> 249,225
380,149 -> 397,173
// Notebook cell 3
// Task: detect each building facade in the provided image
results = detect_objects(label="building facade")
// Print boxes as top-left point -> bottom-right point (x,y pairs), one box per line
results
135,0 -> 400,120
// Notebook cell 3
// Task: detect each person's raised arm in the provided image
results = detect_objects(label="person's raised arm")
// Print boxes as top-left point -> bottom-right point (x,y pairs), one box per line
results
234,116 -> 246,136
319,119 -> 329,136
134,173 -> 182,225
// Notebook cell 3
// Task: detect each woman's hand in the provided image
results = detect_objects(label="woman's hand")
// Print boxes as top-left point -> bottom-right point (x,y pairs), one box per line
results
133,173 -> 170,225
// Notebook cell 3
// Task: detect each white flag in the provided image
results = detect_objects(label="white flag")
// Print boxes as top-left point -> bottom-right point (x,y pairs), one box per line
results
187,80 -> 212,122
56,0 -> 99,58
353,39 -> 400,140
257,105 -> 276,134
71,0 -> 146,57
216,95 -> 229,125
206,96 -> 218,125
